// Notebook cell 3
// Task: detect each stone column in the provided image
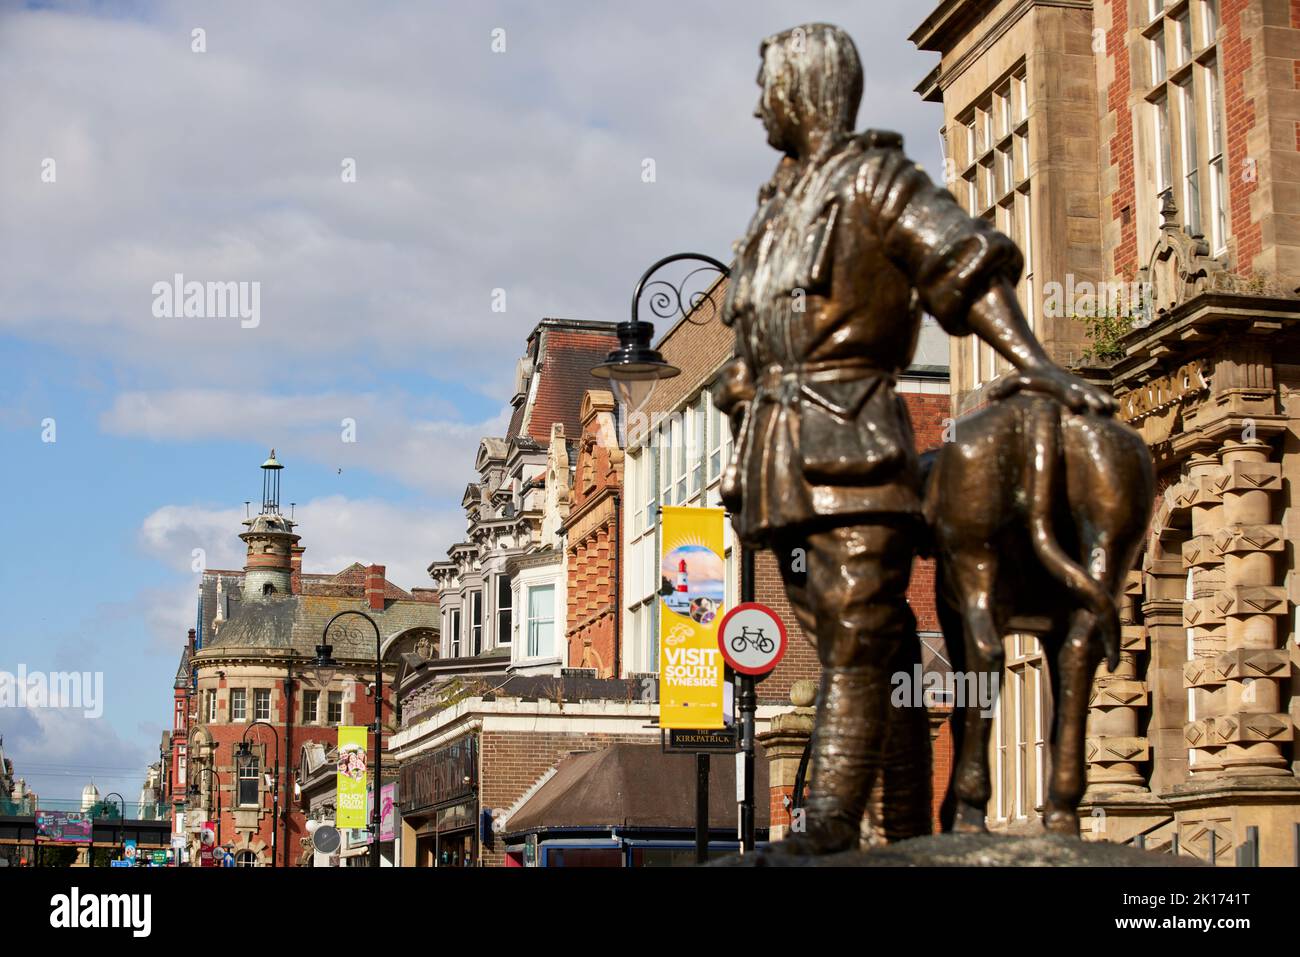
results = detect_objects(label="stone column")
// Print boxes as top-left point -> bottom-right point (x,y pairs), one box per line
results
755,681 -> 815,842
1208,440 -> 1291,776
1087,571 -> 1149,790
1181,453 -> 1227,777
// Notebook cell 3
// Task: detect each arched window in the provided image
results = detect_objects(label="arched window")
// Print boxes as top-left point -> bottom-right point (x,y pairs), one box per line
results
237,850 -> 258,867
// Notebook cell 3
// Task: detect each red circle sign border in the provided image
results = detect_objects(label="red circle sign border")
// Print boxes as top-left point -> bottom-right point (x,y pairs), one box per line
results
717,601 -> 788,676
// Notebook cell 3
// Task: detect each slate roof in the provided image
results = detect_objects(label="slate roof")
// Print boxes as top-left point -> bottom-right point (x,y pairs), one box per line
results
200,593 -> 437,658
511,321 -> 619,445
197,566 -> 435,659
505,743 -> 770,834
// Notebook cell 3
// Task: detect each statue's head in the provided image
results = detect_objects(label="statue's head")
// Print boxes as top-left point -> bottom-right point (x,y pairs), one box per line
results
755,23 -> 862,156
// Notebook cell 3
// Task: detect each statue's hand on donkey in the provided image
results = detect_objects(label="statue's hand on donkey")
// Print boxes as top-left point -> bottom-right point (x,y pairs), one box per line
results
921,376 -> 1154,837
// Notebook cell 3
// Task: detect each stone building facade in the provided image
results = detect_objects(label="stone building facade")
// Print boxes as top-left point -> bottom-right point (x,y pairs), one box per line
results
914,0 -> 1300,861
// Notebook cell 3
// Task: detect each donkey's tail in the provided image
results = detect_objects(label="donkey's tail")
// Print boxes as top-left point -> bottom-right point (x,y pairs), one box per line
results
1025,398 -> 1120,670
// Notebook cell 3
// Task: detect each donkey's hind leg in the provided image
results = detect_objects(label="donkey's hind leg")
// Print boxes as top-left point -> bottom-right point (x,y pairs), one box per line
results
1045,607 -> 1101,835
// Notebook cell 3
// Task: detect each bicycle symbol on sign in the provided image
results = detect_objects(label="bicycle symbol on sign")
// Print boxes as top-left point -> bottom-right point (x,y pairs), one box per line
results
730,625 -> 774,655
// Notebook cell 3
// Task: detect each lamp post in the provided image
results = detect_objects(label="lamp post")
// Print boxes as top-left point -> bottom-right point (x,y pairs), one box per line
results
593,252 -> 736,864
320,609 -> 384,867
98,791 -> 125,867
187,765 -> 223,859
235,721 -> 280,867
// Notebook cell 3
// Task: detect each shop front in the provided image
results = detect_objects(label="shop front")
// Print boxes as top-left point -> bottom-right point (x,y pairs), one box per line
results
397,735 -> 479,867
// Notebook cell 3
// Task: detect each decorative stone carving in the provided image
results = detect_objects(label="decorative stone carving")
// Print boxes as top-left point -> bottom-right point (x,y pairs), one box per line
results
1141,193 -> 1226,320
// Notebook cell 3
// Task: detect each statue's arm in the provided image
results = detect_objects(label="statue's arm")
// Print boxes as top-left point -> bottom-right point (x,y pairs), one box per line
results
967,279 -> 1116,416
873,150 -> 1114,416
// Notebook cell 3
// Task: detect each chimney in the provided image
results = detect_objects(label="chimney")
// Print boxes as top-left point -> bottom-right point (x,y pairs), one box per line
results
291,545 -> 305,594
187,628 -> 196,656
365,564 -> 386,611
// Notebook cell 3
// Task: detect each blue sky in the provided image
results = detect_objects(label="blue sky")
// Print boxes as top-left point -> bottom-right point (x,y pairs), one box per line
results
0,0 -> 944,801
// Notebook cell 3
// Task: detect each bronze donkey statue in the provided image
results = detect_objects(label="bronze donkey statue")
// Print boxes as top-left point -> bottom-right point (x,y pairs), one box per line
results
923,387 -> 1153,836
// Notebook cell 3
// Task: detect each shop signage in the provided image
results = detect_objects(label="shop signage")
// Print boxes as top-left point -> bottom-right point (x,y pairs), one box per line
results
1119,359 -> 1208,422
664,727 -> 738,753
399,737 -> 477,812
658,506 -> 727,729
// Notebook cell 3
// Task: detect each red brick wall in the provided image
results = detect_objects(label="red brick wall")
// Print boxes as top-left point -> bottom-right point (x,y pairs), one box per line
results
195,670 -> 387,866
1104,0 -> 1138,279
1221,0 -> 1264,274
565,397 -> 623,677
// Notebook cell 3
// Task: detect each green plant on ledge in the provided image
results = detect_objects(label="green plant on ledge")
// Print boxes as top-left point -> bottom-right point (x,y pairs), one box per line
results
1074,306 -> 1145,365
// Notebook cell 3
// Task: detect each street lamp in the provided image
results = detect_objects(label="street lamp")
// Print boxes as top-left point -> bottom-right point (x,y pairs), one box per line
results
592,252 -> 729,418
235,721 -> 280,868
592,252 -> 759,860
187,765 -> 223,852
101,791 -> 125,820
321,609 -> 384,867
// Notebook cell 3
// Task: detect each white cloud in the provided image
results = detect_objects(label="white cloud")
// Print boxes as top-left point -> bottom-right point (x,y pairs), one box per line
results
0,2 -> 942,400
139,494 -> 461,594
103,389 -> 510,496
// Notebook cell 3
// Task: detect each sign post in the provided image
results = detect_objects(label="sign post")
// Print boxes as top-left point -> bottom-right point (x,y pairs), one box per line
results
718,601 -> 788,853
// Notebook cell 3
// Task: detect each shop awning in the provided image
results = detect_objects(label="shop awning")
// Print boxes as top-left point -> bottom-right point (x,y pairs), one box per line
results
504,743 -> 770,835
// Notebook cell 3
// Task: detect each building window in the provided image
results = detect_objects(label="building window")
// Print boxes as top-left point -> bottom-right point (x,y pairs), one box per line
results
303,691 -> 319,724
449,607 -> 462,658
470,591 -> 483,655
991,634 -> 1046,821
237,850 -> 258,867
1203,56 -> 1227,254
327,691 -> 343,725
1145,0 -> 1228,252
254,688 -> 271,722
238,757 -> 260,807
496,575 -> 513,644
707,393 -> 723,484
207,691 -> 218,724
526,584 -> 555,658
955,62 -> 1031,388
230,689 -> 247,723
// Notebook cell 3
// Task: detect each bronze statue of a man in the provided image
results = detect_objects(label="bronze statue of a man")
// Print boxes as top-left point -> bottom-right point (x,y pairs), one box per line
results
715,23 -> 1114,853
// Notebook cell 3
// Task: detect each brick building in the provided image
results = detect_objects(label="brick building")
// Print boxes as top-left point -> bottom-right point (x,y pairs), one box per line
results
914,0 -> 1300,861
563,390 -> 624,676
422,319 -> 620,681
176,452 -> 437,866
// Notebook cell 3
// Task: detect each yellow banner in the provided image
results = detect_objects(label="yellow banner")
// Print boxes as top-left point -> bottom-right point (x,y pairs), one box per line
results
336,726 -> 368,828
659,506 -> 727,729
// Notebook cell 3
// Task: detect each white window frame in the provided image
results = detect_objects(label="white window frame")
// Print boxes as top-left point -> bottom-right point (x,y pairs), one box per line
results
525,584 -> 556,659
253,688 -> 271,723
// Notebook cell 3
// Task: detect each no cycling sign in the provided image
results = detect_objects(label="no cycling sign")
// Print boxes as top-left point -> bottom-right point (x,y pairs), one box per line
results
717,602 -> 787,679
